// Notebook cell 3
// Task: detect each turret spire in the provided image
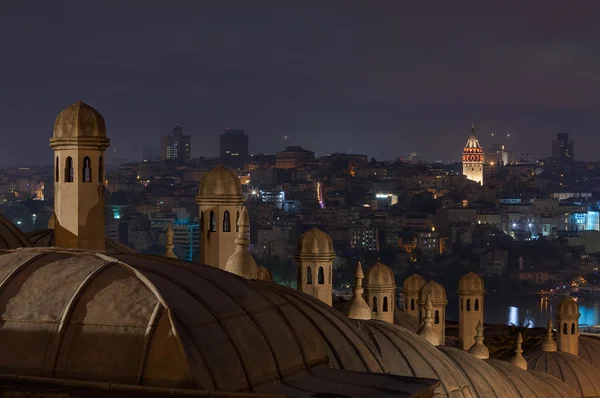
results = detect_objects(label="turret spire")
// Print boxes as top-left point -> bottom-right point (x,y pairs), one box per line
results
346,262 -> 371,320
418,295 -> 440,346
541,319 -> 557,352
164,224 -> 177,259
468,319 -> 489,359
224,206 -> 258,279
510,332 -> 527,370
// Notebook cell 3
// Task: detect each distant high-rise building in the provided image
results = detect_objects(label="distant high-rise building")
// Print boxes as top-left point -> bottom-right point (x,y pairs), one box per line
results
462,124 -> 484,185
552,132 -> 574,163
161,123 -> 191,163
220,128 -> 248,165
276,146 -> 315,169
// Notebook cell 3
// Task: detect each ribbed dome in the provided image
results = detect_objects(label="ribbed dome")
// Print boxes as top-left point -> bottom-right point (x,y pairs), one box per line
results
580,336 -> 600,372
458,272 -> 484,293
393,307 -> 419,333
295,228 -> 334,258
198,165 -> 242,197
526,350 -> 600,397
26,229 -> 134,255
353,320 -> 475,398
438,346 -> 518,398
365,262 -> 395,287
529,370 -> 582,398
0,213 -> 30,249
403,273 -> 426,293
487,359 -> 578,398
420,280 -> 447,302
0,248 -> 386,393
557,296 -> 579,317
53,102 -> 107,139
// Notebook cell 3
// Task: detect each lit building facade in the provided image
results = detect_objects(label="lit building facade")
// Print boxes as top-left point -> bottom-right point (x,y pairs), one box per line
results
220,128 -> 248,165
161,123 -> 191,163
462,124 -> 484,185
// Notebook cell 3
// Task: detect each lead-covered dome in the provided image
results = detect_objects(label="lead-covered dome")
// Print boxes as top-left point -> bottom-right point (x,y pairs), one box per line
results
353,320 -> 474,397
0,248 -> 385,393
579,336 -> 600,371
53,101 -> 107,139
295,228 -> 334,258
403,273 -> 426,293
0,213 -> 30,249
365,261 -> 395,287
530,370 -> 582,398
557,296 -> 579,317
198,165 -> 242,197
393,306 -> 419,333
420,280 -> 447,302
458,272 -> 484,293
26,229 -> 134,255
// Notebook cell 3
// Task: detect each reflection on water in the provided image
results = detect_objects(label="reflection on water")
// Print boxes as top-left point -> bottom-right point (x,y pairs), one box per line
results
447,294 -> 600,327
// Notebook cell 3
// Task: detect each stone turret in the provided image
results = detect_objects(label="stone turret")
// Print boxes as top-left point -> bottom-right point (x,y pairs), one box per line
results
403,274 -> 426,319
556,297 -> 580,355
419,281 -> 447,344
364,261 -> 396,323
164,224 -> 178,259
458,272 -> 484,350
295,228 -> 335,305
418,295 -> 440,346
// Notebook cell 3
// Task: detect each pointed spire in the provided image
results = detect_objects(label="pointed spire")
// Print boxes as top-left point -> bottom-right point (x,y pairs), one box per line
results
224,206 -> 258,279
541,319 -> 557,352
418,295 -> 440,346
164,224 -> 177,259
510,332 -> 527,370
347,262 -> 371,320
236,205 -> 250,247
468,319 -> 489,359
471,124 -> 476,135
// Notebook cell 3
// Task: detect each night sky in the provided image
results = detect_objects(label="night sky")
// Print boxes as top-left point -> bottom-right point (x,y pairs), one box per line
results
1,1 -> 599,166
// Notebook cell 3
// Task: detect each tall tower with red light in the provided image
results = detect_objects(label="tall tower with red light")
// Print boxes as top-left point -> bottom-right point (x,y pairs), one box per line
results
462,124 -> 484,185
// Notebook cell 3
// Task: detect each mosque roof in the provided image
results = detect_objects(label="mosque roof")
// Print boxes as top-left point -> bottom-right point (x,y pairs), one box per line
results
579,336 -> 600,372
52,101 -> 107,139
529,370 -> 583,398
393,306 -> 419,333
0,248 -> 394,394
198,165 -> 243,197
0,213 -> 30,249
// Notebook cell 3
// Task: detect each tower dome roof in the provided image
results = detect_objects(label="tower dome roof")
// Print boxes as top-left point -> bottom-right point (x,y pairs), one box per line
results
525,350 -> 600,397
364,261 -> 395,287
464,124 -> 482,150
487,359 -> 579,398
458,272 -> 484,293
0,248 -> 387,393
0,213 -> 30,249
403,273 -> 426,293
419,280 -> 447,303
198,165 -> 242,197
557,296 -> 579,317
295,228 -> 334,259
53,101 -> 107,139
353,320 -> 475,397
438,346 -> 518,398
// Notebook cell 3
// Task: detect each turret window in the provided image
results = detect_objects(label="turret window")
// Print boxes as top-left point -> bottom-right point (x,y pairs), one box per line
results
461,298 -> 463,311
65,157 -> 74,182
466,299 -> 471,311
383,296 -> 389,312
474,299 -> 479,311
410,299 -> 415,311
329,266 -> 332,284
55,157 -> 59,182
236,211 -> 240,232
83,157 -> 92,183
318,266 -> 324,284
435,310 -> 440,324
223,211 -> 231,232
209,211 -> 216,232
200,211 -> 203,231
98,156 -> 104,182
306,266 -> 312,284
372,297 -> 378,312
571,323 -> 576,335
563,323 -> 568,335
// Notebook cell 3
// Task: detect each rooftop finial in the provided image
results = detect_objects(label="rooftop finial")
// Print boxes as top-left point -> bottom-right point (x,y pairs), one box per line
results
468,319 -> 489,359
164,224 -> 177,259
224,206 -> 258,279
541,319 -> 557,352
510,332 -> 527,370
418,294 -> 440,346
346,262 -> 371,320
471,124 -> 476,135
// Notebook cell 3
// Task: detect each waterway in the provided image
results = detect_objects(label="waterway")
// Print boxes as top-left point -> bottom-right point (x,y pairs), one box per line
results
445,293 -> 600,328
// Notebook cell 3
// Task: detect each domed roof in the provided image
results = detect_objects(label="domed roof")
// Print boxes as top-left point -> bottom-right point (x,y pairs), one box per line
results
557,296 -> 579,317
257,265 -> 272,282
353,320 -> 474,398
458,272 -> 484,293
393,306 -> 419,333
579,336 -> 600,371
26,229 -> 134,255
364,261 -> 395,288
198,165 -> 242,197
526,350 -> 600,397
403,273 -> 426,293
53,101 -> 107,139
0,248 -> 386,393
438,346 -> 518,398
295,228 -> 334,259
529,370 -> 582,398
420,280 -> 447,303
0,213 -> 30,249
487,359 -> 578,398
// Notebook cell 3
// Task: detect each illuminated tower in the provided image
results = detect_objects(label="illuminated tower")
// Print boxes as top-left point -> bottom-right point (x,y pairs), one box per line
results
462,124 -> 484,185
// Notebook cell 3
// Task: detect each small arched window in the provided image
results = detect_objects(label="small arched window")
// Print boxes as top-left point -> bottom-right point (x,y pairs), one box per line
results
466,299 -> 471,311
383,296 -> 389,312
474,299 -> 479,311
306,266 -> 312,284
372,297 -> 378,312
410,299 -> 415,311
435,310 -> 440,324
318,267 -> 324,284
223,211 -> 231,232
405,300 -> 408,310
98,156 -> 104,183
571,323 -> 576,335
563,323 -> 568,335
329,266 -> 332,284
65,157 -> 73,182
209,211 -> 216,232
55,157 -> 59,182
461,298 -> 464,311
82,156 -> 92,183
236,211 -> 240,232
200,211 -> 203,231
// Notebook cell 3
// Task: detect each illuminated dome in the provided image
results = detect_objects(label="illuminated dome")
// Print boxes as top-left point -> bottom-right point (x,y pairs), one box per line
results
353,320 -> 474,397
526,350 -> 600,397
557,296 -> 579,317
438,346 -> 518,398
365,261 -> 395,287
0,248 -> 387,393
403,273 -> 426,292
420,280 -> 447,302
296,228 -> 334,258
464,124 -> 482,150
458,272 -> 484,293
487,359 -> 578,398
52,101 -> 107,139
198,165 -> 242,197
0,213 -> 30,249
